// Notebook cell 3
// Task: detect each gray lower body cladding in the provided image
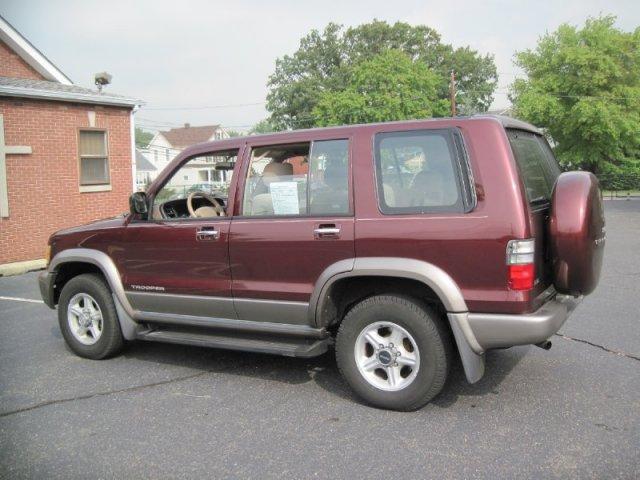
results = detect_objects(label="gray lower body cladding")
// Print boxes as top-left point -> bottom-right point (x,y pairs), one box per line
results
467,295 -> 581,350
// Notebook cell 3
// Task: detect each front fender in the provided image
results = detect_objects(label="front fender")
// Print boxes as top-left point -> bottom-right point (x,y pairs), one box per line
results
48,248 -> 136,320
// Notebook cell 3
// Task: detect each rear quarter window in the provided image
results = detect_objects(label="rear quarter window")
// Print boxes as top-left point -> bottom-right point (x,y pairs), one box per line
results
507,129 -> 561,205
374,129 -> 472,214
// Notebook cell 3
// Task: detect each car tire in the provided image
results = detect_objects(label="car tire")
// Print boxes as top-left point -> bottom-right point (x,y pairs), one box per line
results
335,295 -> 451,411
58,273 -> 124,359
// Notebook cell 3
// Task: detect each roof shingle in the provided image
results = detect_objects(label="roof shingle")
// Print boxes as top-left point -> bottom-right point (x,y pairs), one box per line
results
135,149 -> 156,171
160,125 -> 220,148
0,76 -> 141,107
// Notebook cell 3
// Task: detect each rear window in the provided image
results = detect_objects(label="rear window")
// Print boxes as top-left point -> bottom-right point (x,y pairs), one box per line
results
374,129 -> 471,214
507,130 -> 561,204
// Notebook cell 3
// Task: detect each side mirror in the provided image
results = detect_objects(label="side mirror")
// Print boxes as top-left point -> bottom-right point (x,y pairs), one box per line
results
129,191 -> 149,217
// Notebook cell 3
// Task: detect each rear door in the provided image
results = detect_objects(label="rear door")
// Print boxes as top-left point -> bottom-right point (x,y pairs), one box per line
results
229,137 -> 354,325
506,129 -> 561,299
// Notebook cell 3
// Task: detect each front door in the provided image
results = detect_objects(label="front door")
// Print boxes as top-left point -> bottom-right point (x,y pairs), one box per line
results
229,138 -> 354,325
120,149 -> 240,319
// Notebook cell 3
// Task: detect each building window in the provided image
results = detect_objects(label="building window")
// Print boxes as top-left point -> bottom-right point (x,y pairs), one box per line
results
79,130 -> 109,186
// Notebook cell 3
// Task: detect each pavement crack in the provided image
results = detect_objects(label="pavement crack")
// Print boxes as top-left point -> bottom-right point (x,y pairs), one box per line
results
0,370 -> 210,419
555,333 -> 640,362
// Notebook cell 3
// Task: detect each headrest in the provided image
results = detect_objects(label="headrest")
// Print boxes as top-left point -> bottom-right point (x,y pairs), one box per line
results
263,162 -> 293,177
411,169 -> 443,189
323,162 -> 346,189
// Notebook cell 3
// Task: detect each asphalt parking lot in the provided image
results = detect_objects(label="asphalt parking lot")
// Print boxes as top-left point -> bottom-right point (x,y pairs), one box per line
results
1,201 -> 639,479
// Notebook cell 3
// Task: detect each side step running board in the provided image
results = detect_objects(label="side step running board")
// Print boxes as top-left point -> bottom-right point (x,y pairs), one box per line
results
136,310 -> 327,338
136,329 -> 330,358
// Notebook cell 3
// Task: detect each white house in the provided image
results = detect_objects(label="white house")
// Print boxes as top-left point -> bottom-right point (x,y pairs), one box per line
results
135,148 -> 157,190
141,123 -> 229,178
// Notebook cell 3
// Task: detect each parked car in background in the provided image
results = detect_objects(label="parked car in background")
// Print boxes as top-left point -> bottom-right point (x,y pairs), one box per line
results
39,116 -> 605,410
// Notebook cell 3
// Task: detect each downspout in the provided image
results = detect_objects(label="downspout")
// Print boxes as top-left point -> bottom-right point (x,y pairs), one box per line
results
130,105 -> 140,192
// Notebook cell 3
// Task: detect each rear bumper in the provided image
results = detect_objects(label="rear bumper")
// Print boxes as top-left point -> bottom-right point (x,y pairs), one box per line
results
467,294 -> 582,351
38,271 -> 56,309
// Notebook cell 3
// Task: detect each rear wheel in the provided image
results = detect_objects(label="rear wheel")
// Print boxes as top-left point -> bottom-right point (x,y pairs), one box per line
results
336,295 -> 451,411
58,273 -> 124,359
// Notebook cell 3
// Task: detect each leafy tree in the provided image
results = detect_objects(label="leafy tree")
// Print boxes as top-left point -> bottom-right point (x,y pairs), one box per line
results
313,50 -> 448,126
135,127 -> 154,147
249,118 -> 280,135
225,130 -> 243,137
511,15 -> 640,177
266,20 -> 497,129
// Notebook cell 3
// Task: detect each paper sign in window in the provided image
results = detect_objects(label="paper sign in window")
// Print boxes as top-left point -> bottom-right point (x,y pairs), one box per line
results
269,181 -> 300,215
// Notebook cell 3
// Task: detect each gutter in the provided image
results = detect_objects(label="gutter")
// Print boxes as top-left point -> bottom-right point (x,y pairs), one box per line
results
0,85 -> 142,108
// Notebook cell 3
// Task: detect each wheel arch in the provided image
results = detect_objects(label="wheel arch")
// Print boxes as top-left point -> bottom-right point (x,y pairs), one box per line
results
49,248 -> 135,318
310,257 -> 468,328
310,257 -> 485,384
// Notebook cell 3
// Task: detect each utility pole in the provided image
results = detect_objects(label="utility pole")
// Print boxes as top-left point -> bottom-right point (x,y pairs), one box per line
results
449,70 -> 456,117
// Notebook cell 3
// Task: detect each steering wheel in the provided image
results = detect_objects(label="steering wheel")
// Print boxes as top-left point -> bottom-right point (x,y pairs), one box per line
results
187,191 -> 226,217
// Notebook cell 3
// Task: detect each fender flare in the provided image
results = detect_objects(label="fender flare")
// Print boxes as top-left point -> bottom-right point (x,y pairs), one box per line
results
310,257 -> 469,324
48,248 -> 140,339
309,257 -> 485,383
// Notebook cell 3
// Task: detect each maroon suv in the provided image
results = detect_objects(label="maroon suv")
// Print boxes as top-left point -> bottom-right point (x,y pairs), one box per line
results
39,116 -> 605,410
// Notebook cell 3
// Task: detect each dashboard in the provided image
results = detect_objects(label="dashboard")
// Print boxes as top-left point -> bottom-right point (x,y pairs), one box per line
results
161,196 -> 227,219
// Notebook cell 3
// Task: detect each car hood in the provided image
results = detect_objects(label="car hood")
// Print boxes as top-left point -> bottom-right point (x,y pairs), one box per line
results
51,214 -> 128,239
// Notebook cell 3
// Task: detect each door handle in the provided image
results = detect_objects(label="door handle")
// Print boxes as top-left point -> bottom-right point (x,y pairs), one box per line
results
314,225 -> 341,239
196,227 -> 220,241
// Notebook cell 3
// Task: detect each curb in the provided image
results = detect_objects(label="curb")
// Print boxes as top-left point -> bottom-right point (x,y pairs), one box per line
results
0,259 -> 47,277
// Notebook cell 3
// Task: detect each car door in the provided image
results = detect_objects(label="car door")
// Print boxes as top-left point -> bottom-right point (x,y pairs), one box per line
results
119,148 -> 241,319
229,136 -> 355,325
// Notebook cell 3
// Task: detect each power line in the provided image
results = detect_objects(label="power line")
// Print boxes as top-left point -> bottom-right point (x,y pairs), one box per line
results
136,88 -> 639,141
143,101 -> 266,111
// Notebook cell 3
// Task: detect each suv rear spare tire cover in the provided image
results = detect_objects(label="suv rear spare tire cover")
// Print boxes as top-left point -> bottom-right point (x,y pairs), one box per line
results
549,171 -> 605,296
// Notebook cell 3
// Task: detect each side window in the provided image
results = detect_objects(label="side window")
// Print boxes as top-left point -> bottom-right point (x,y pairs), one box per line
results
242,139 -> 349,216
309,140 -> 349,215
152,149 -> 237,219
374,129 -> 465,214
507,130 -> 561,204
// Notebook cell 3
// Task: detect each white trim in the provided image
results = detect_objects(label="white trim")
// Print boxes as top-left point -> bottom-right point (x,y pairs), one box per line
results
0,84 -> 139,107
130,107 -> 138,192
0,115 -> 8,217
79,184 -> 112,193
0,15 -> 73,84
4,145 -> 31,154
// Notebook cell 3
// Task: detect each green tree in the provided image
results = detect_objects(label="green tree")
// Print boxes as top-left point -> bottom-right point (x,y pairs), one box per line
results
135,127 -> 154,147
313,50 -> 448,126
266,20 -> 497,129
249,118 -> 280,135
511,16 -> 640,176
225,130 -> 243,137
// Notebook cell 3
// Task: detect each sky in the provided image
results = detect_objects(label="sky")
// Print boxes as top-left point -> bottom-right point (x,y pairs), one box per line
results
2,0 -> 639,133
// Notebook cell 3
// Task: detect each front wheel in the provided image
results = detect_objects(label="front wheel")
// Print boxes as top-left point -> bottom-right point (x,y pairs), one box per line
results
58,273 -> 124,359
335,295 -> 451,411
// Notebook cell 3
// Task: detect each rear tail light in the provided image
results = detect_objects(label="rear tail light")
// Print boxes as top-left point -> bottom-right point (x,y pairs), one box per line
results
506,239 -> 535,290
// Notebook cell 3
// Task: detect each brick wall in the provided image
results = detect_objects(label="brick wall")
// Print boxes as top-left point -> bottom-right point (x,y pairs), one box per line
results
0,98 -> 133,264
0,40 -> 45,80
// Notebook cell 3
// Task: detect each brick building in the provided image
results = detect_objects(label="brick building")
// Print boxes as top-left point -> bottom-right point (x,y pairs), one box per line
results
0,16 -> 141,268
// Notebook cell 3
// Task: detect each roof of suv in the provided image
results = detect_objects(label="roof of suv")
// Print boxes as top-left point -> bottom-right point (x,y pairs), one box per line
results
175,115 -> 541,160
